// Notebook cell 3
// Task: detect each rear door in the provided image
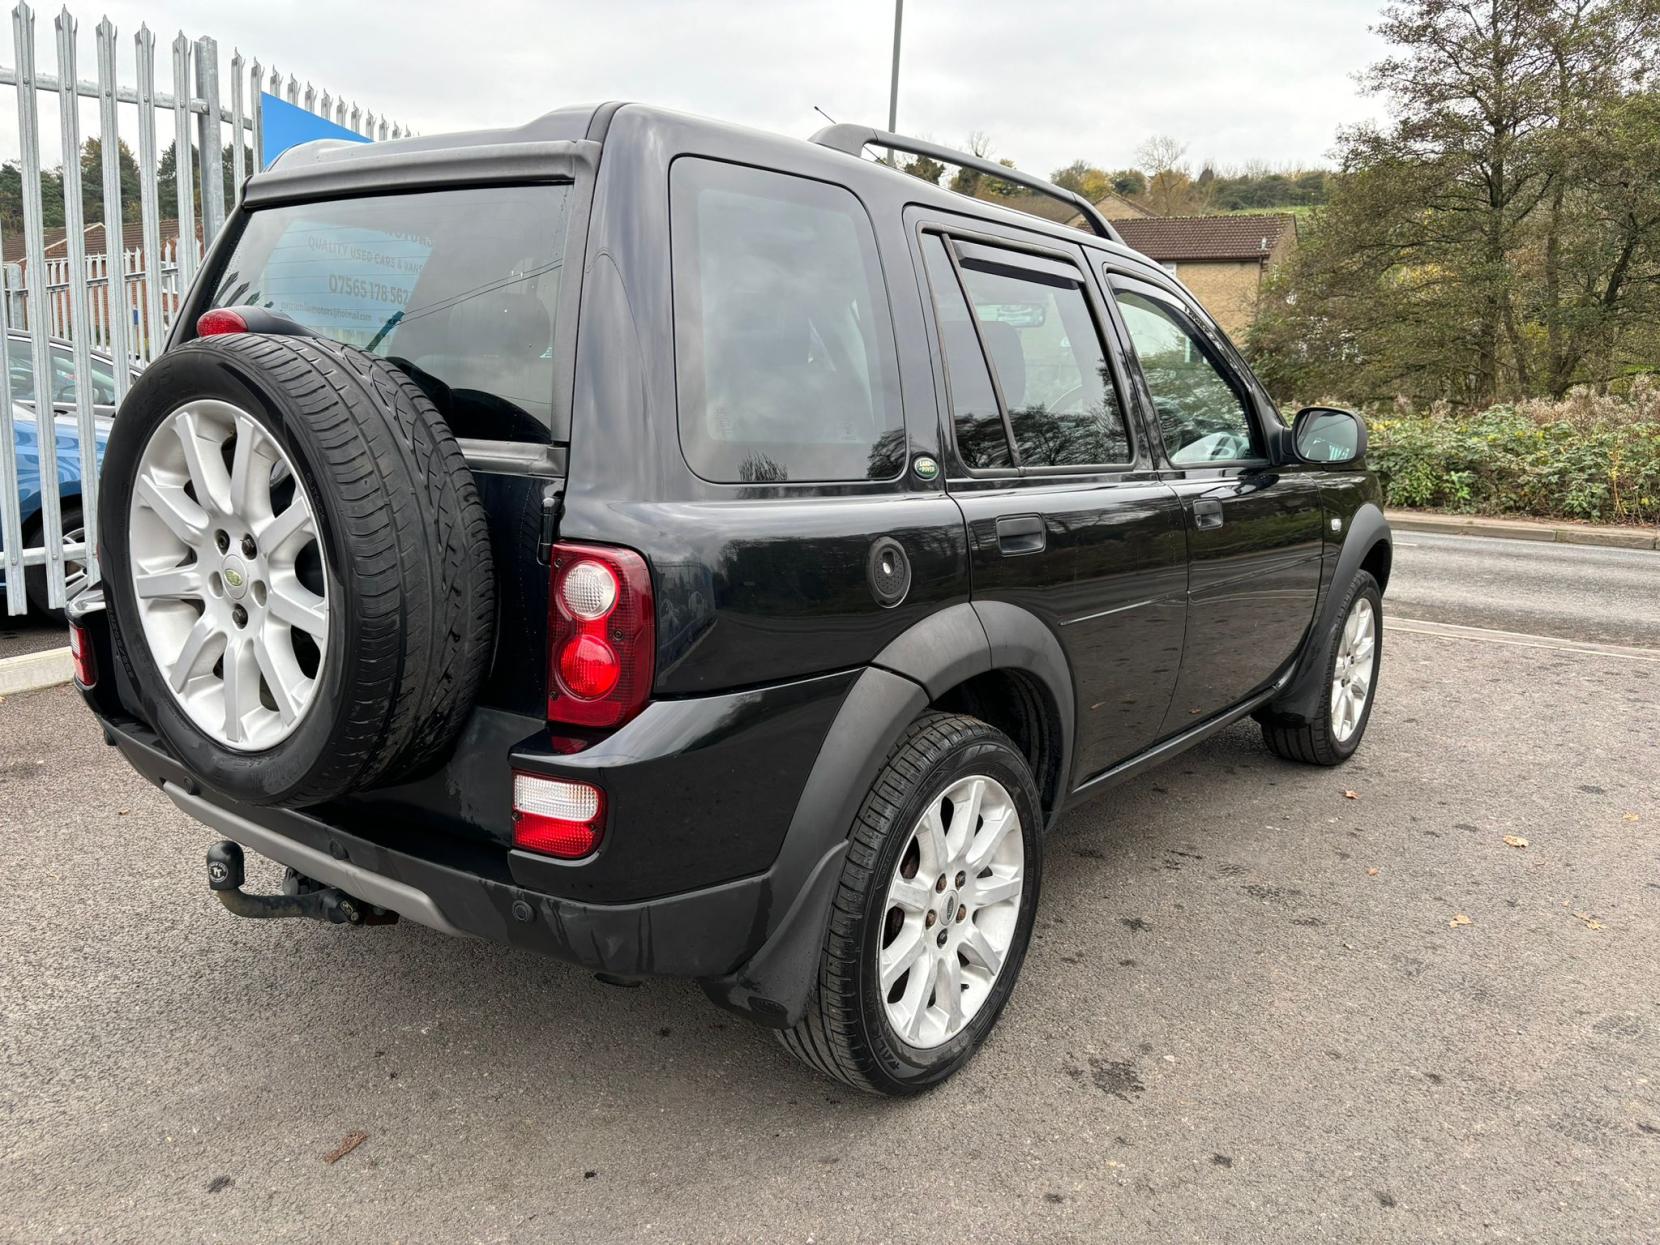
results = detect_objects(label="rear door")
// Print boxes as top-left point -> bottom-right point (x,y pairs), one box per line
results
1102,269 -> 1324,729
910,213 -> 1189,781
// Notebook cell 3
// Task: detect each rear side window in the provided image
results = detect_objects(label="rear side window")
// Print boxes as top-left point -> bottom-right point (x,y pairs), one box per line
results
920,236 -> 1011,469
919,234 -> 1131,471
671,159 -> 904,484
208,184 -> 572,441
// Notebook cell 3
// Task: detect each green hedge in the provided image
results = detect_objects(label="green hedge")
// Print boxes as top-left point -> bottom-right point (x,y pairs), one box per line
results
1366,394 -> 1660,526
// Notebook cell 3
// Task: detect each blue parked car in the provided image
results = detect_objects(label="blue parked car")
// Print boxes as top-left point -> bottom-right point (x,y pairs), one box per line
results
1,331 -> 128,615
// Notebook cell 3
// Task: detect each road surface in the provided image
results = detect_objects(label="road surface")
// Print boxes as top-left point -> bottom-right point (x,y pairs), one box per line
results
1388,530 -> 1660,648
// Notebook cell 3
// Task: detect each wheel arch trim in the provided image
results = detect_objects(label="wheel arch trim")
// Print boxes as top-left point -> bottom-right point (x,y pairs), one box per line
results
1268,502 -> 1390,723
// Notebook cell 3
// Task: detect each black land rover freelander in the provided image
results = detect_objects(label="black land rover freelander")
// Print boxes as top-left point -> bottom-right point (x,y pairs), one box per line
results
70,103 -> 1390,1095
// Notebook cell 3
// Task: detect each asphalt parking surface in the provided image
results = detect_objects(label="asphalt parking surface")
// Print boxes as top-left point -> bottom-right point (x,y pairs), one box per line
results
3,617 -> 1657,1243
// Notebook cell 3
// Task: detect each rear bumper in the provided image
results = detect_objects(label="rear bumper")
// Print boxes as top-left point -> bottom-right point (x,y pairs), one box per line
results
103,714 -> 774,979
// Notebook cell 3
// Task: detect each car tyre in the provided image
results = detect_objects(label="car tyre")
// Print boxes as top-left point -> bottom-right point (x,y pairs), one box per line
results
779,711 -> 1042,1096
1260,569 -> 1382,766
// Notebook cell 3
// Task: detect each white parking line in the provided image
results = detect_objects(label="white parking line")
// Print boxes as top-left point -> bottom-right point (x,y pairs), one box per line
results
1392,617 -> 1660,662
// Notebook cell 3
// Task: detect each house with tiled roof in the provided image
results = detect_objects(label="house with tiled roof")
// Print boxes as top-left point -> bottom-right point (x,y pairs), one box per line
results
1070,204 -> 1298,339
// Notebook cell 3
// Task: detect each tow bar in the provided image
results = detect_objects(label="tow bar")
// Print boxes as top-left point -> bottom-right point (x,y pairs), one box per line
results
205,841 -> 397,926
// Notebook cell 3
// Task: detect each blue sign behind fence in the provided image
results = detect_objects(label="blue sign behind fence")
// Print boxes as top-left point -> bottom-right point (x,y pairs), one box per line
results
260,92 -> 370,169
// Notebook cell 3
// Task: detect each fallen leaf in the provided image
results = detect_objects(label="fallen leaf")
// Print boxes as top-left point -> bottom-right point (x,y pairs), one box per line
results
323,1131 -> 369,1165
1623,813 -> 1640,823
1503,835 -> 1528,848
1366,867 -> 1380,877
1569,910 -> 1605,931
1449,913 -> 1472,928
1343,790 -> 1359,800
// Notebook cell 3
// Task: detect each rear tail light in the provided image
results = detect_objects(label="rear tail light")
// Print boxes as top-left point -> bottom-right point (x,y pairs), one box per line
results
547,542 -> 654,728
196,308 -> 249,336
512,772 -> 605,858
67,621 -> 96,687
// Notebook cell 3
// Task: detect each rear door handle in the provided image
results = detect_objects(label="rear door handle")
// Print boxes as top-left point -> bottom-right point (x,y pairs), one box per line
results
995,514 -> 1046,556
1191,498 -> 1224,530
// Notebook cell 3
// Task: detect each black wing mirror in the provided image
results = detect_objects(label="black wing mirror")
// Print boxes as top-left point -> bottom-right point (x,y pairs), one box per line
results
1291,406 -> 1367,467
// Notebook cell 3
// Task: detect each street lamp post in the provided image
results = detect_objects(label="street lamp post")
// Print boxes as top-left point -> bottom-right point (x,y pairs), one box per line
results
887,0 -> 903,163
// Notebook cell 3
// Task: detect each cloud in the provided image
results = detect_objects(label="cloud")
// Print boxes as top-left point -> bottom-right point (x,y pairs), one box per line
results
0,0 -> 1390,184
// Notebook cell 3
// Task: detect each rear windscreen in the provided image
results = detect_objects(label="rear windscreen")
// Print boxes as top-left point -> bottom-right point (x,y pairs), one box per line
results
207,184 -> 573,441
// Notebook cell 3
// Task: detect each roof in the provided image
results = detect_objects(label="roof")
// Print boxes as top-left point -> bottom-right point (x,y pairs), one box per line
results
3,218 -> 198,266
1107,214 -> 1296,263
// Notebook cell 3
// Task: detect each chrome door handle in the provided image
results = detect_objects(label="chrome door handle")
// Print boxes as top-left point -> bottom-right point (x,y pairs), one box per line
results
1192,499 -> 1224,530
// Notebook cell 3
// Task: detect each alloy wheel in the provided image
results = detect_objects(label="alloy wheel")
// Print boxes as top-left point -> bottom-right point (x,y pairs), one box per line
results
127,400 -> 329,751
878,774 -> 1025,1050
1330,596 -> 1377,743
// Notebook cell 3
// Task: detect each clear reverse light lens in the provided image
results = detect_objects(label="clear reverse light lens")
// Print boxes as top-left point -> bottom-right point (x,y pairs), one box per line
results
560,560 -> 618,621
513,773 -> 601,822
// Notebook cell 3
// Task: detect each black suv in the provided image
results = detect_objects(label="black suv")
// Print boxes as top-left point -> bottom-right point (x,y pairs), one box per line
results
70,104 -> 1390,1095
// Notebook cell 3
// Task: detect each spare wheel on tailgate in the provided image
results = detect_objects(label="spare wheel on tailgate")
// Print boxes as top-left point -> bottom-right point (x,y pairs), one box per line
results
98,333 -> 496,806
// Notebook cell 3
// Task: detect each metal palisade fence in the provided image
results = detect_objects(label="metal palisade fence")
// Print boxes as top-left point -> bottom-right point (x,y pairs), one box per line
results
0,2 -> 405,615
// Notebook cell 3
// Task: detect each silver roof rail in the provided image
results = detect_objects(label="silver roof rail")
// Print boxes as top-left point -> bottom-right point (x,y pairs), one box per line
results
810,123 -> 1124,245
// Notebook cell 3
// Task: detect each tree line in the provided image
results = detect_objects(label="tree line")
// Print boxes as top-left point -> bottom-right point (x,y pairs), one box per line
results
897,131 -> 1330,219
0,138 -> 250,242
1251,0 -> 1660,406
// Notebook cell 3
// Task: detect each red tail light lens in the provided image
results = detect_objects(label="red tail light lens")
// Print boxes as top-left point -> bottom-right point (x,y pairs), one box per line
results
547,542 -> 654,728
196,308 -> 249,337
68,621 -> 96,687
512,772 -> 605,858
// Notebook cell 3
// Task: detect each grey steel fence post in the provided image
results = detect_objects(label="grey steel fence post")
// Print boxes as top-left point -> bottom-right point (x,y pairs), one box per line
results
96,15 -> 132,398
13,1 -> 66,608
194,35 -> 224,244
135,24 -> 164,361
54,4 -> 97,601
0,215 -> 21,614
172,33 -> 198,287
229,50 -> 245,204
248,59 -> 262,173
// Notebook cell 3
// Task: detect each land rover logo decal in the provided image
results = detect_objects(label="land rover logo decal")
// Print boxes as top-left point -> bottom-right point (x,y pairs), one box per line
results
223,567 -> 244,589
912,455 -> 940,481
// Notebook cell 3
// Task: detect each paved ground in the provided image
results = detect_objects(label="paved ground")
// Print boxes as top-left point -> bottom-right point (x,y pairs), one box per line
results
3,576 -> 1658,1241
0,612 -> 66,660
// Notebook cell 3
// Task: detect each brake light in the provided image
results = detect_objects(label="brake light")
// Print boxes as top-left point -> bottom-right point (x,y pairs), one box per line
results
547,542 -> 654,728
196,308 -> 249,336
67,621 -> 96,687
512,772 -> 605,858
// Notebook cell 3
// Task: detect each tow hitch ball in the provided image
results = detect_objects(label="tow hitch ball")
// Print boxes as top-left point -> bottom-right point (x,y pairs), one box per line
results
205,841 -> 396,926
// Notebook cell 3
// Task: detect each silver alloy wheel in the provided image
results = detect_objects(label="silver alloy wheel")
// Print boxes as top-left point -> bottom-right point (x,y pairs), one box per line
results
1330,596 -> 1377,744
879,774 -> 1025,1050
127,400 -> 329,751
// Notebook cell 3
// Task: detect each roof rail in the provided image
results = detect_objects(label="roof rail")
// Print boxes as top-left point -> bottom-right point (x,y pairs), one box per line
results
809,124 -> 1125,246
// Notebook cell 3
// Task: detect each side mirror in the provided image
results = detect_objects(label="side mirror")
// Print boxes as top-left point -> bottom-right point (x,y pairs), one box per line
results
1291,406 -> 1367,466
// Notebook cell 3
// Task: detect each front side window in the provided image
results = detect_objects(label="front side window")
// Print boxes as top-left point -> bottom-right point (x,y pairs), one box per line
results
209,184 -> 573,440
1114,288 -> 1259,465
49,348 -> 116,406
671,159 -> 904,484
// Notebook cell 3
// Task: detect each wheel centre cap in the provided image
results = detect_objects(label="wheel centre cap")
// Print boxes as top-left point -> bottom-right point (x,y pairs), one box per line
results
222,556 -> 249,599
941,890 -> 958,921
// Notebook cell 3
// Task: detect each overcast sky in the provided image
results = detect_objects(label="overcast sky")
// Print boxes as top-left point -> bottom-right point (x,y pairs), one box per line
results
3,0 -> 1392,177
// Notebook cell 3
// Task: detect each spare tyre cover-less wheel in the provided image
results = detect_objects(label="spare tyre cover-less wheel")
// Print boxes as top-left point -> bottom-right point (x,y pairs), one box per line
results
98,333 -> 495,807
